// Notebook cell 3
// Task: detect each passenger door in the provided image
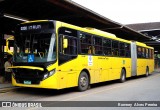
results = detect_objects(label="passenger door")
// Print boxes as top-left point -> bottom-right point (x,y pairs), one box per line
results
58,27 -> 78,89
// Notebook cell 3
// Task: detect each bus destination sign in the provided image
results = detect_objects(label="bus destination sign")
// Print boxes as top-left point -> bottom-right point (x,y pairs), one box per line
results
18,21 -> 54,33
20,25 -> 42,31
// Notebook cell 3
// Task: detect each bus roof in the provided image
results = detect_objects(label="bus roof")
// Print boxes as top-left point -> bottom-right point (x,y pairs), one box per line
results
60,21 -> 153,49
21,20 -> 50,24
136,41 -> 154,49
59,21 -> 132,44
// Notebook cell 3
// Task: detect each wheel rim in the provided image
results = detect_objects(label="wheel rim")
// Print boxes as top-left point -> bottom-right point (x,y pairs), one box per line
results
146,69 -> 149,76
122,72 -> 125,81
80,76 -> 87,87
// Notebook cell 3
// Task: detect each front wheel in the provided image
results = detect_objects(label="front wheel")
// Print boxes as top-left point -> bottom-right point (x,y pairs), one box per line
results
120,69 -> 126,83
78,71 -> 89,92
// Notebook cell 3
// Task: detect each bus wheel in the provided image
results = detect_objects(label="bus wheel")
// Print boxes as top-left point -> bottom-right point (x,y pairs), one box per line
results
145,67 -> 149,77
120,69 -> 126,83
78,71 -> 89,91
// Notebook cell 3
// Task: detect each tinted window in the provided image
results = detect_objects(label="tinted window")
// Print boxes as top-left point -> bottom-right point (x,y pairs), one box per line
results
125,43 -> 130,57
137,47 -> 142,58
58,34 -> 78,65
93,36 -> 103,55
103,39 -> 112,55
80,33 -> 92,54
142,47 -> 146,58
64,37 -> 77,55
146,48 -> 149,58
119,42 -> 125,57
150,49 -> 154,59
112,40 -> 119,56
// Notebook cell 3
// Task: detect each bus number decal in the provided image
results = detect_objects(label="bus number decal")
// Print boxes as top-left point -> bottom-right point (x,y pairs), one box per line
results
88,55 -> 93,66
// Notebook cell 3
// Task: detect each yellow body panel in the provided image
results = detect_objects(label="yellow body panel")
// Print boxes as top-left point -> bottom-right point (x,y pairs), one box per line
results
137,59 -> 154,75
148,59 -> 154,73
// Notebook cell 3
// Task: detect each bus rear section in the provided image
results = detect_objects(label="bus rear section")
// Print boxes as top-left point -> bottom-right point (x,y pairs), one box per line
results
131,41 -> 154,77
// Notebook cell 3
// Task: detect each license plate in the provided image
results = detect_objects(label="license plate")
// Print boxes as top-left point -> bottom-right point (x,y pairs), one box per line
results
24,80 -> 31,84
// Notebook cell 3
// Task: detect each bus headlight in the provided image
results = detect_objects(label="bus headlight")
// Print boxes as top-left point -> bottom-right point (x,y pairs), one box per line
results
49,69 -> 56,76
43,74 -> 48,79
43,69 -> 56,80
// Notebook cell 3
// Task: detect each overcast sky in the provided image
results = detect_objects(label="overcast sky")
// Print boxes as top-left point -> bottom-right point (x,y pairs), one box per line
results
72,0 -> 160,24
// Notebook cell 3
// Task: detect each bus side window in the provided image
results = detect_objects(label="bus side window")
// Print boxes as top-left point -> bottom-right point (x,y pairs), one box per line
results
58,34 -> 78,65
88,46 -> 92,54
103,38 -> 111,56
79,33 -> 92,54
150,49 -> 154,59
112,40 -> 119,56
63,37 -> 77,55
142,48 -> 146,58
119,42 -> 125,57
93,36 -> 102,55
137,47 -> 142,58
146,48 -> 149,58
125,43 -> 130,57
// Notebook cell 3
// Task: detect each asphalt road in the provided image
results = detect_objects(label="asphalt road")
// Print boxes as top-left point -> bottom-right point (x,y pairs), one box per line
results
0,71 -> 160,110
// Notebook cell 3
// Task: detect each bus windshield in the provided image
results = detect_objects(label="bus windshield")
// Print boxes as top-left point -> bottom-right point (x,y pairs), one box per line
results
14,33 -> 56,63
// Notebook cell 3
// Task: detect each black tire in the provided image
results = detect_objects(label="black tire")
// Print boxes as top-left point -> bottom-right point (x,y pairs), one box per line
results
78,71 -> 89,91
120,69 -> 126,83
145,67 -> 149,77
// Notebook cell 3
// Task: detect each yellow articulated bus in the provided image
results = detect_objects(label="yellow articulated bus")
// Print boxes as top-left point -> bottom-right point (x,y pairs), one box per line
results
10,20 -> 154,91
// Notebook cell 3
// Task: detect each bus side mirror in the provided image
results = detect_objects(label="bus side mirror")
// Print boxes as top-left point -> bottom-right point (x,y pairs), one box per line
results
63,38 -> 68,49
6,36 -> 14,55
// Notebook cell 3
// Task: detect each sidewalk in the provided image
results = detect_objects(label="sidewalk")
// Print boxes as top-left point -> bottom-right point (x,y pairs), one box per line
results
0,76 -> 17,91
0,83 -> 13,89
154,68 -> 160,72
0,83 -> 19,93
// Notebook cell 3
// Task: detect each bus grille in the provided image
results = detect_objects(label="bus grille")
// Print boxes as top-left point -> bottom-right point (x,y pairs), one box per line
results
13,68 -> 44,84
